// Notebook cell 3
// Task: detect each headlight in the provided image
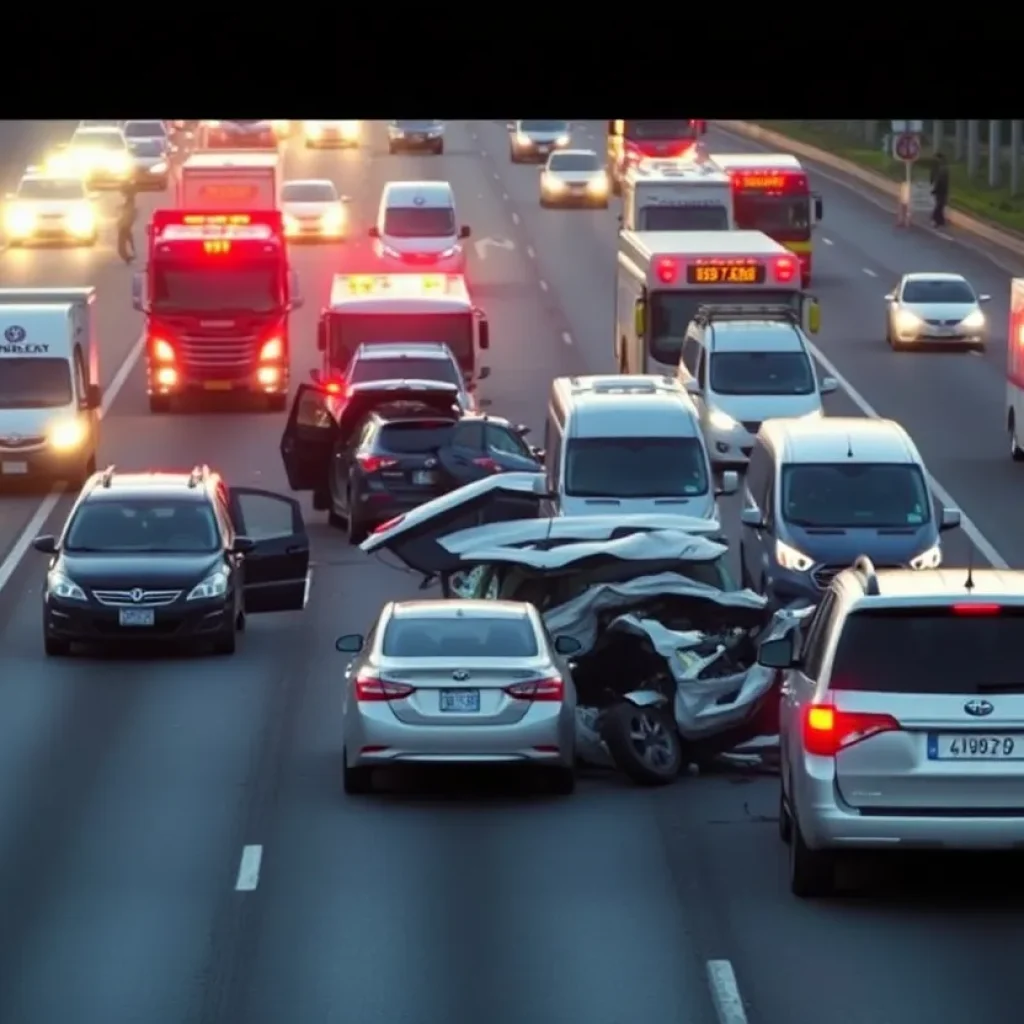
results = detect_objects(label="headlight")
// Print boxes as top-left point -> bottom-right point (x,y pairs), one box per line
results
909,543 -> 943,570
48,571 -> 86,601
543,175 -> 566,192
106,152 -> 131,173
66,204 -> 95,236
516,133 -> 532,145
961,309 -> 986,330
587,174 -> 609,193
340,121 -> 360,139
555,135 -> 570,146
283,213 -> 300,236
321,207 -> 345,231
150,161 -> 168,174
895,309 -> 922,332
305,121 -> 323,137
709,409 -> 739,431
5,205 -> 35,234
775,539 -> 814,573
187,570 -> 229,601
48,417 -> 88,451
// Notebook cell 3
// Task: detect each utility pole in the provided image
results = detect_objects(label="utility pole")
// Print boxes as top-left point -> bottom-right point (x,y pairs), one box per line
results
954,120 -> 966,161
967,120 -> 980,179
989,120 -> 1002,188
1012,121 -> 1022,197
932,119 -> 944,155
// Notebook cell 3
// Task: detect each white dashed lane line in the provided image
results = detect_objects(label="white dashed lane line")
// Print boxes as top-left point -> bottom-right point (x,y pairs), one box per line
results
526,245 -> 536,259
539,279 -> 549,292
511,212 -> 520,225
822,236 -> 834,245
862,267 -> 877,277
562,331 -> 573,345
235,844 -> 263,892
706,960 -> 749,1024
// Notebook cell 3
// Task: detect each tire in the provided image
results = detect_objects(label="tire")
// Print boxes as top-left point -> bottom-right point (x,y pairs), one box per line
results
388,142 -> 396,155
601,702 -> 683,786
44,632 -> 71,657
149,394 -> 171,413
346,489 -> 368,544
778,780 -> 793,844
312,488 -> 331,512
343,749 -> 374,794
789,809 -> 836,898
544,766 -> 576,795
235,609 -> 246,632
211,623 -> 237,656
1011,413 -> 1024,462
433,142 -> 444,155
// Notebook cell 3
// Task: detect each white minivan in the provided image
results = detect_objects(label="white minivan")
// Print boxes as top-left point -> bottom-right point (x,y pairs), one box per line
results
369,181 -> 470,273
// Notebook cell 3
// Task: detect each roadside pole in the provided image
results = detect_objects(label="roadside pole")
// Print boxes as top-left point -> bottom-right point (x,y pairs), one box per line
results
891,120 -> 923,227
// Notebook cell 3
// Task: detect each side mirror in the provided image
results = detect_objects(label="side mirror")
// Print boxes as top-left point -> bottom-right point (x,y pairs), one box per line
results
814,195 -> 823,220
715,470 -> 739,497
740,507 -> 765,529
805,300 -> 821,335
87,383 -> 102,409
819,376 -> 838,395
231,536 -> 256,554
32,535 -> 57,555
131,271 -> 144,313
336,633 -> 364,653
513,423 -> 530,437
478,366 -> 491,380
978,293 -> 991,303
757,635 -> 795,669
478,317 -> 490,350
633,297 -> 646,338
940,507 -> 962,532
316,318 -> 327,352
368,225 -> 380,238
459,225 -> 471,239
554,635 -> 582,656
883,292 -> 896,303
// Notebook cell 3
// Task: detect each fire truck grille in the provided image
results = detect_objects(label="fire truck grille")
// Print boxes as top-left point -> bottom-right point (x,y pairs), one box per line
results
178,333 -> 259,369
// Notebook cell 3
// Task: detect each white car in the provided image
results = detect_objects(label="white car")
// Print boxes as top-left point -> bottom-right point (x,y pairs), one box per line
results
885,272 -> 990,351
303,120 -> 360,148
281,179 -> 350,241
3,172 -> 98,246
539,149 -> 610,209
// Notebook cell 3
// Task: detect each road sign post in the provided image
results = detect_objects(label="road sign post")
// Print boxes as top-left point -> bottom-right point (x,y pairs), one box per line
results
891,122 -> 923,227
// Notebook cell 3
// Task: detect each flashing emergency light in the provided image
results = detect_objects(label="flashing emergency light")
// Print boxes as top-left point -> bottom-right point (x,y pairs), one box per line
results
151,209 -> 284,252
339,272 -> 461,297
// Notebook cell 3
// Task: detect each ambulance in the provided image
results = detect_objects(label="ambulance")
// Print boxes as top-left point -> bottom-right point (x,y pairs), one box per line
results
316,273 -> 490,393
0,287 -> 101,485
621,158 -> 734,232
615,230 -> 820,374
1006,279 -> 1024,460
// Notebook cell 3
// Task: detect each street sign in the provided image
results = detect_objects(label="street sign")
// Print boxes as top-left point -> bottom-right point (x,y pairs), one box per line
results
910,181 -> 933,212
894,132 -> 921,162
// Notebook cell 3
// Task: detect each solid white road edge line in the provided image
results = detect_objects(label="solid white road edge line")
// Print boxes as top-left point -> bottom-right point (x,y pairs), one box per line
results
806,336 -> 1009,568
0,332 -> 146,595
706,959 -> 749,1024
235,844 -> 263,891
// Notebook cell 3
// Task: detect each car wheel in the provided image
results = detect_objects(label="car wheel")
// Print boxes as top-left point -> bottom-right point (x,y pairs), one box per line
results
148,394 -> 171,413
601,702 -> 683,786
343,749 -> 374,794
236,609 -> 246,632
212,623 -> 237,656
544,766 -> 576,795
434,142 -> 444,155
789,807 -> 836,898
1011,415 -> 1024,462
44,632 -> 71,657
778,779 -> 793,843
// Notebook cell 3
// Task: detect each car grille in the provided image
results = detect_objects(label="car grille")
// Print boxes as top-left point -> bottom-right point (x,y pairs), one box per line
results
811,563 -> 900,590
92,589 -> 182,607
924,318 -> 961,327
0,435 -> 46,450
178,332 -> 259,370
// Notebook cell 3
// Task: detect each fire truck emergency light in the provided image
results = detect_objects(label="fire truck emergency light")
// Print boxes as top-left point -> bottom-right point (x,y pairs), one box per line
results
341,273 -> 460,296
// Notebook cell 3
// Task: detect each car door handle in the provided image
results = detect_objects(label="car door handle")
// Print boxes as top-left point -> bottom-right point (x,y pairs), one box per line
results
286,543 -> 309,555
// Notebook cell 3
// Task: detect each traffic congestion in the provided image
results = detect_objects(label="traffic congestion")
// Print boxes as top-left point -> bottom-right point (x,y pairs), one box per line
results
0,117 -> 1022,1024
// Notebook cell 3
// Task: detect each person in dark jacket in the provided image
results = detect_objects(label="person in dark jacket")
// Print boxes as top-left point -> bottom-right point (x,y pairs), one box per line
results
117,185 -> 138,263
930,152 -> 950,227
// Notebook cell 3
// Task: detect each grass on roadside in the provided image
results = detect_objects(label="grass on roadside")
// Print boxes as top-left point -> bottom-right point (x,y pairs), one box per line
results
754,120 -> 1024,236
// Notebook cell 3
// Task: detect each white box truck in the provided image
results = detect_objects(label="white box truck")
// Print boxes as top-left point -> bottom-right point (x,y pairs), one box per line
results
175,151 -> 281,210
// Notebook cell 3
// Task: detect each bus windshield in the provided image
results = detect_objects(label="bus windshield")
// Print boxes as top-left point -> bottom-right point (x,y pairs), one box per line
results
152,262 -> 282,313
733,193 -> 811,241
638,205 -> 730,231
624,120 -> 699,141
330,312 -> 473,370
649,289 -> 802,366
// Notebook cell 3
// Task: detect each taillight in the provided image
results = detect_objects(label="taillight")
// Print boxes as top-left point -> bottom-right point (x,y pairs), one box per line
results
655,257 -> 678,284
259,337 -> 283,361
354,672 -> 415,702
372,513 -> 405,534
505,677 -> 564,702
152,338 -> 175,363
774,256 -> 797,283
952,603 -> 1001,615
473,456 -> 504,473
356,454 -> 398,473
801,703 -> 900,757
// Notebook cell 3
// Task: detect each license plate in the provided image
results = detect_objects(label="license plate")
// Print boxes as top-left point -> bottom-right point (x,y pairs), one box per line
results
439,689 -> 480,713
537,145 -> 551,152
928,734 -> 1024,759
412,470 -> 436,485
119,608 -> 155,627
204,381 -> 233,391
1,461 -> 28,475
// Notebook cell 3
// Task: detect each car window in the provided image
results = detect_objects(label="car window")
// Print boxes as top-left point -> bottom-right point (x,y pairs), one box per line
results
296,389 -> 333,429
378,420 -> 456,453
232,492 -> 296,541
452,421 -> 485,449
382,615 -> 539,657
486,424 -> 528,455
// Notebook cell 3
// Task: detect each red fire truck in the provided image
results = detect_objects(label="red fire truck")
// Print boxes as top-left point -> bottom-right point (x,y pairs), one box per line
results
711,153 -> 823,288
606,119 -> 707,194
131,210 -> 302,413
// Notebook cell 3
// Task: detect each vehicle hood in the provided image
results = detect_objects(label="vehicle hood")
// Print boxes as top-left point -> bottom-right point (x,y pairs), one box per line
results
382,235 -> 459,254
0,408 -> 71,438
784,522 -> 938,565
521,130 -> 567,142
283,201 -> 337,217
14,199 -> 82,214
713,392 -> 822,426
59,552 -> 221,589
902,301 -> 978,321
132,154 -> 167,168
547,169 -> 603,185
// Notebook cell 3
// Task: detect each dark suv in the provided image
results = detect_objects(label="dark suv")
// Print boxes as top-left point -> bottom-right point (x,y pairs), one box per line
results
33,465 -> 310,657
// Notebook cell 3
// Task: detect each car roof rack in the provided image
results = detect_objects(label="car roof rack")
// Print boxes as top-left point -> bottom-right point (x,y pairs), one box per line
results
694,304 -> 801,326
99,464 -> 116,487
188,464 -> 211,488
851,554 -> 880,596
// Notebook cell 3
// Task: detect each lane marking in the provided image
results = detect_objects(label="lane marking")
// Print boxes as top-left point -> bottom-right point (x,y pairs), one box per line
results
539,279 -> 549,292
562,331 -> 573,345
936,230 -> 954,242
806,336 -> 1008,568
511,211 -> 520,225
493,172 -> 499,180
862,267 -> 877,277
502,192 -> 509,201
822,236 -> 834,245
526,245 -> 536,259
235,844 -> 263,891
0,331 -> 146,594
707,960 -> 749,1024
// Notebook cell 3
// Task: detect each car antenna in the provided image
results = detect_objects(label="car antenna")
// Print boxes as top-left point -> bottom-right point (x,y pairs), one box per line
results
846,434 -> 854,459
964,548 -> 975,593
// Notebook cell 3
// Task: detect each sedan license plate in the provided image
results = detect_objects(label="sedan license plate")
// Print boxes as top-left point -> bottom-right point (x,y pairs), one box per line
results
412,470 -> 436,485
204,381 -> 233,391
928,733 -> 1024,760
439,689 -> 480,713
1,461 -> 28,475
119,608 -> 155,627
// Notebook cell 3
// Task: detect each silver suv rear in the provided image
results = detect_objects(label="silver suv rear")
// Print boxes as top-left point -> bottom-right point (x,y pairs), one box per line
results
758,556 -> 1024,898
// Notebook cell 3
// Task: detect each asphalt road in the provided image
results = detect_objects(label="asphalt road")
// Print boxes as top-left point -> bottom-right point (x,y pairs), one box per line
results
0,120 -> 1021,1024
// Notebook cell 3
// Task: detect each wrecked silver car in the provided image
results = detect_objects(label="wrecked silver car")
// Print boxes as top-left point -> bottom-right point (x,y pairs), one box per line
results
361,473 -> 807,785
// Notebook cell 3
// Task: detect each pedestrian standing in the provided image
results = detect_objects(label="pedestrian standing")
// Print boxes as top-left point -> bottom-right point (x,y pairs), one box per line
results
930,152 -> 950,227
117,185 -> 138,263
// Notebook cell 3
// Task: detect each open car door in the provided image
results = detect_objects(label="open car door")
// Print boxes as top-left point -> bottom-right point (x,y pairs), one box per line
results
436,420 -> 541,488
359,472 -> 549,576
228,488 -> 311,613
279,383 -> 339,492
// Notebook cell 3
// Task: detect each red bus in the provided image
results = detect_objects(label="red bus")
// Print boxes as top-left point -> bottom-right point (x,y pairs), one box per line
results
606,119 -> 706,194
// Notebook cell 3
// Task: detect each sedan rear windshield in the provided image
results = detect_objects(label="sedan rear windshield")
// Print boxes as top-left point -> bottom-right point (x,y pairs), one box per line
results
383,616 -> 539,657
377,420 -> 455,453
830,608 -> 1024,694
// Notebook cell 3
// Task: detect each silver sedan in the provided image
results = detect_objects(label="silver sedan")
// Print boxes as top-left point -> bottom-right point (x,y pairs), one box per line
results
337,599 -> 580,795
885,272 -> 990,351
